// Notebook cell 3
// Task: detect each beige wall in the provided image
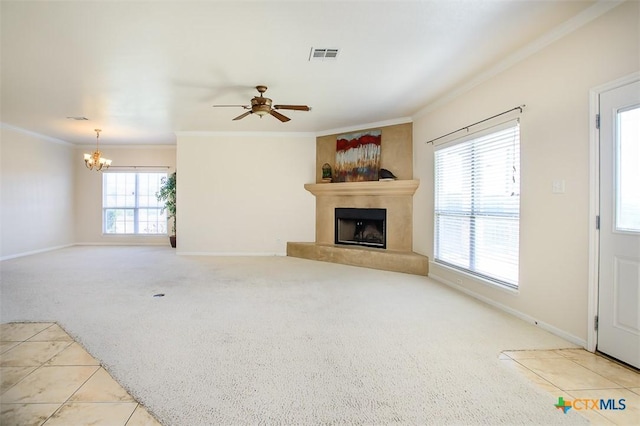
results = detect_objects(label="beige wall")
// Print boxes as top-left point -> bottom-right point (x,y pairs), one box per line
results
176,133 -> 315,255
316,122 -> 413,182
412,1 -> 639,344
0,126 -> 76,259
74,146 -> 177,245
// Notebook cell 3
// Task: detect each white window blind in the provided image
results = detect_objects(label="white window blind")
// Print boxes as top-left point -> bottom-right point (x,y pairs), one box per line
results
434,121 -> 520,288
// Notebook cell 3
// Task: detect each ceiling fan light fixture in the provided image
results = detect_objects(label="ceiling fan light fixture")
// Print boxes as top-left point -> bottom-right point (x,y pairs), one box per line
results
214,86 -> 309,123
251,95 -> 272,116
254,108 -> 270,117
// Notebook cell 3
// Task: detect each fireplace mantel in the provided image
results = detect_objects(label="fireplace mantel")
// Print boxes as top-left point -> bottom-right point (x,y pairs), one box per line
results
304,179 -> 419,197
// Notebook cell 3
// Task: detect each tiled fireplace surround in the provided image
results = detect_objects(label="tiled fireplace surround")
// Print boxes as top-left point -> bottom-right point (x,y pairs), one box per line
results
287,123 -> 429,275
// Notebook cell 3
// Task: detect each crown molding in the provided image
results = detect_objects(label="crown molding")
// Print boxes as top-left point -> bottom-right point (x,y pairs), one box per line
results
315,117 -> 413,137
75,144 -> 176,150
175,131 -> 315,139
0,122 -> 73,147
413,0 -> 625,119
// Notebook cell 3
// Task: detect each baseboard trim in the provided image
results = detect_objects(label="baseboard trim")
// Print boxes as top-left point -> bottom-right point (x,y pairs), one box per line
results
177,251 -> 286,256
0,244 -> 75,261
76,242 -> 169,247
429,271 -> 587,348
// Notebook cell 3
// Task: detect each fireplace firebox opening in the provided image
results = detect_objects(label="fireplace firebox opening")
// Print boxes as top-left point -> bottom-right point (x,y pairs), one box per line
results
335,208 -> 386,249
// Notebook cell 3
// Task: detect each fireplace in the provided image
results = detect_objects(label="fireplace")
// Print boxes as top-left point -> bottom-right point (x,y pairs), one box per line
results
287,124 -> 428,274
288,180 -> 428,275
335,208 -> 386,249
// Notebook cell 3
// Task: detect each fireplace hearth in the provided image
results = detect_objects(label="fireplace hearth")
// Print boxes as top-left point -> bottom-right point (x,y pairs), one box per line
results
335,208 -> 386,249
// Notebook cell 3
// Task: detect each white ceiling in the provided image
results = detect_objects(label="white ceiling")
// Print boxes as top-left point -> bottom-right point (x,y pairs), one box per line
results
1,0 -> 600,145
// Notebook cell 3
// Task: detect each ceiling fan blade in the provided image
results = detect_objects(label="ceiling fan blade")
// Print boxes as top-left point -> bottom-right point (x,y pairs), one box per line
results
233,111 -> 252,121
273,105 -> 310,111
213,104 -> 250,108
270,110 -> 290,122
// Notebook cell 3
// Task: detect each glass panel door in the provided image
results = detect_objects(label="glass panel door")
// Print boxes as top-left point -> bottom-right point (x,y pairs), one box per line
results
616,106 -> 640,232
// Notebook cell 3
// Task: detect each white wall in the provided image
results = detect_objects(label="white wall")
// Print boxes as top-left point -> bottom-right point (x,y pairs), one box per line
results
75,146 -> 177,245
412,1 -> 639,344
0,126 -> 76,259
176,133 -> 316,255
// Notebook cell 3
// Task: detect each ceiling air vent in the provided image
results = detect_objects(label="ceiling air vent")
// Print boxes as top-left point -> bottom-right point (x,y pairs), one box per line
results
309,48 -> 339,61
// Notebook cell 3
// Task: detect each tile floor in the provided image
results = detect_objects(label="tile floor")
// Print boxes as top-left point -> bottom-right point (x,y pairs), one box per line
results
2,322 -> 639,425
500,349 -> 640,425
0,322 -> 160,426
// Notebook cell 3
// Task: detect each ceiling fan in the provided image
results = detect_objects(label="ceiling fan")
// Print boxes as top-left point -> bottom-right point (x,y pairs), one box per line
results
213,85 -> 310,122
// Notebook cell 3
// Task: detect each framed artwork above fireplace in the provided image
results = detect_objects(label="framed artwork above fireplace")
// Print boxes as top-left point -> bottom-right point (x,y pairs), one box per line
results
334,129 -> 381,182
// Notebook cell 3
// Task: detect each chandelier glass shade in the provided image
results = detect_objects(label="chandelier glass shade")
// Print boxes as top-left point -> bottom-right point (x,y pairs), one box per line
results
84,129 -> 111,171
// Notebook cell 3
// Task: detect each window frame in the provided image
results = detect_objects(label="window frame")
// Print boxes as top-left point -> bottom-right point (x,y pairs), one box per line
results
433,120 -> 521,289
102,171 -> 168,236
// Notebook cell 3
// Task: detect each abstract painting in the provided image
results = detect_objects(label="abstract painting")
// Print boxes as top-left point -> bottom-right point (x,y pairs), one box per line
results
334,130 -> 381,182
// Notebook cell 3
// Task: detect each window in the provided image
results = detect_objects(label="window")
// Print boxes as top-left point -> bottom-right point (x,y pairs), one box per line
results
434,121 -> 520,288
103,172 -> 167,234
616,105 -> 640,232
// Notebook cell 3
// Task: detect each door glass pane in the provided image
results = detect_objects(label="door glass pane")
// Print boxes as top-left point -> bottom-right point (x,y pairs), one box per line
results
616,106 -> 640,232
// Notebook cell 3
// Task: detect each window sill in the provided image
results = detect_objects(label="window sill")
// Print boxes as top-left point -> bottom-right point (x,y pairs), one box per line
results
430,261 -> 519,295
101,234 -> 169,237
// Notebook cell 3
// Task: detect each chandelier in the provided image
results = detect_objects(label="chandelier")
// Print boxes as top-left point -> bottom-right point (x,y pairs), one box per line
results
83,129 -> 112,171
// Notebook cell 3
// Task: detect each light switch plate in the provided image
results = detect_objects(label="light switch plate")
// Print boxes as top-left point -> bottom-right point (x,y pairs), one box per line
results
552,179 -> 566,194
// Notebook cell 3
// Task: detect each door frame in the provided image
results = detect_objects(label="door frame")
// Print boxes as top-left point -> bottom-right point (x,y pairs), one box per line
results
587,71 -> 640,352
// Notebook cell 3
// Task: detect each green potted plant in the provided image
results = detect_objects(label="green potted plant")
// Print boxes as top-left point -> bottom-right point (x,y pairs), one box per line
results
156,171 -> 177,247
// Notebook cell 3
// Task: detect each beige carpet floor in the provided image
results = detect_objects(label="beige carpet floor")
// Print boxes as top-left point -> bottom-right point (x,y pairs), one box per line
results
0,246 -> 587,425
